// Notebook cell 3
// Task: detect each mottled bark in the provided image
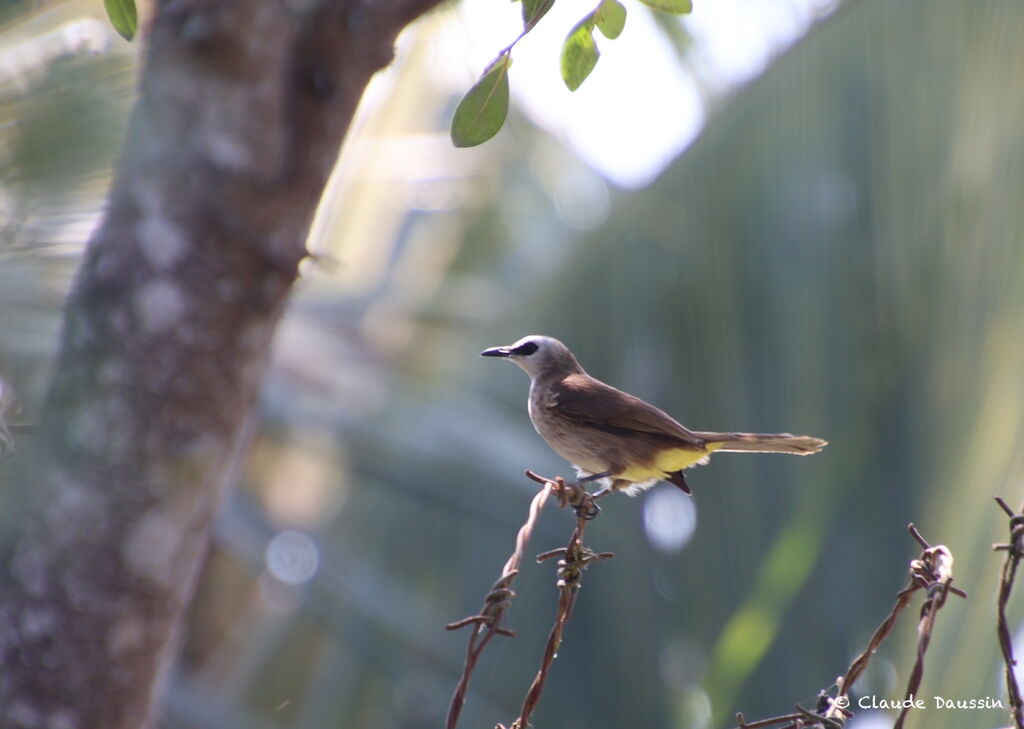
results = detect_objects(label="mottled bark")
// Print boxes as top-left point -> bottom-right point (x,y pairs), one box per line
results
0,1 -> 442,727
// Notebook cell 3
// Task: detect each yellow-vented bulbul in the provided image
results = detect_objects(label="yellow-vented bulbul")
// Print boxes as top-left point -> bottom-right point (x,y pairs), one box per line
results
482,335 -> 826,495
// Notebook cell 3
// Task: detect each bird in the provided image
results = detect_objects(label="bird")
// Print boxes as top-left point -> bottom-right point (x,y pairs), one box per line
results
481,335 -> 827,496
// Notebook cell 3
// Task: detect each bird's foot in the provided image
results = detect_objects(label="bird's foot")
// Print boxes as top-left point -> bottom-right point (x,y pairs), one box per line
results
571,490 -> 601,520
589,485 -> 611,500
574,473 -> 613,518
524,470 -> 603,519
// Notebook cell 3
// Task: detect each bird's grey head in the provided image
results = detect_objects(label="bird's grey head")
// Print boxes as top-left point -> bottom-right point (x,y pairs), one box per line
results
480,335 -> 582,380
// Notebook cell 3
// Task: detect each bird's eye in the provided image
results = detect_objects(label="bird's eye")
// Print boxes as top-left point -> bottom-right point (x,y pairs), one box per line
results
513,341 -> 539,356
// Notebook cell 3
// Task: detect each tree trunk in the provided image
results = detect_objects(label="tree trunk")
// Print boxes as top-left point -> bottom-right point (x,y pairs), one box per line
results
0,1 -> 442,727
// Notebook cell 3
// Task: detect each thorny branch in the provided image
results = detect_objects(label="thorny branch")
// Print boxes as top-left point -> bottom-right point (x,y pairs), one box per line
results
448,484 -> 980,729
889,524 -> 958,729
735,523 -> 964,729
505,476 -> 613,729
994,496 -> 1024,729
446,471 -> 610,729
444,477 -> 552,729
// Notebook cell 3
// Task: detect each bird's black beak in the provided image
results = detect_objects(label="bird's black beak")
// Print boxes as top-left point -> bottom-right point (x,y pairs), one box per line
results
480,346 -> 512,357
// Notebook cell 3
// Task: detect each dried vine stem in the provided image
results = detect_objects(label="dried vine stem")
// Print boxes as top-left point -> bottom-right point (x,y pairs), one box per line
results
446,471 -> 609,729
994,496 -> 1024,729
891,524 -> 957,729
445,477 -> 553,729
736,523 -> 964,729
505,494 -> 613,729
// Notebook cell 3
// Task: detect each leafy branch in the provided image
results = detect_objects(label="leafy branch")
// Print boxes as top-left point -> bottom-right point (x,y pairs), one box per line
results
451,0 -> 692,147
104,0 -> 138,41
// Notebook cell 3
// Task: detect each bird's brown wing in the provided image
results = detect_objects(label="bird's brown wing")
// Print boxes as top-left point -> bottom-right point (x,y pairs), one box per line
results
543,373 -> 706,448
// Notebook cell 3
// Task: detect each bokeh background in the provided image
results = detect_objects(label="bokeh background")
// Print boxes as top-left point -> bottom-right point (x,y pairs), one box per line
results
3,0 -> 1024,728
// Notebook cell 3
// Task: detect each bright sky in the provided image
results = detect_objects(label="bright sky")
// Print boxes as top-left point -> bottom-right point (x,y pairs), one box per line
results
439,0 -> 838,188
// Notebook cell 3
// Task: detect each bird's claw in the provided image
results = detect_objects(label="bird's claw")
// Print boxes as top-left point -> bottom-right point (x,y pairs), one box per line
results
574,499 -> 601,520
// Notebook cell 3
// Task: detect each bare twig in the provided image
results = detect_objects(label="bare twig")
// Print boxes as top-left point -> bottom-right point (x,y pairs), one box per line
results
794,702 -> 844,729
892,524 -> 956,729
735,710 -> 804,728
506,511 -> 613,729
446,471 -> 611,729
445,477 -> 554,729
735,523 -> 963,729
994,496 -> 1024,729
836,581 -> 918,698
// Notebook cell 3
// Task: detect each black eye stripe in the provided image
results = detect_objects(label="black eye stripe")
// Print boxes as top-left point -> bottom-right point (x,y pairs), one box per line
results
513,341 -> 539,356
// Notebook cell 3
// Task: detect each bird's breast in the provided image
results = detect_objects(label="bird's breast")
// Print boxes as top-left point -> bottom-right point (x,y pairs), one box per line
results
527,387 -> 608,473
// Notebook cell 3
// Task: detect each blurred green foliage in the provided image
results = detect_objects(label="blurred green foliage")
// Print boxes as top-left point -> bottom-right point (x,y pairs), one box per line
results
3,1 -> 1024,729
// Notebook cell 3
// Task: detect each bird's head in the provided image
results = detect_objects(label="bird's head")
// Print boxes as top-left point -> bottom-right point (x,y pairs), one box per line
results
480,335 -> 582,379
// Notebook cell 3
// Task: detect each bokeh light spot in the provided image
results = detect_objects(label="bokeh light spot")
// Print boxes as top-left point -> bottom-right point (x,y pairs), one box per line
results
643,487 -> 697,553
265,530 -> 320,586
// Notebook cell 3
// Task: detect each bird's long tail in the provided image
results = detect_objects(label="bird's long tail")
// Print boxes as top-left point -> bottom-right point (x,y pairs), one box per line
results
697,432 -> 827,455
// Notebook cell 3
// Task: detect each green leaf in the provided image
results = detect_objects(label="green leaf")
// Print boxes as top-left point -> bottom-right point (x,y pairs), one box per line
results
450,56 -> 511,148
595,0 -> 627,39
522,0 -> 556,31
560,17 -> 600,92
104,0 -> 138,41
636,0 -> 692,14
